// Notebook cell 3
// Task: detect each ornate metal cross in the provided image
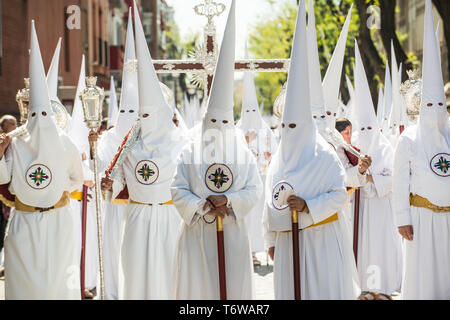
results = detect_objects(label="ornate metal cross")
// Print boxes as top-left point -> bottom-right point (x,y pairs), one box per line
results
152,0 -> 289,97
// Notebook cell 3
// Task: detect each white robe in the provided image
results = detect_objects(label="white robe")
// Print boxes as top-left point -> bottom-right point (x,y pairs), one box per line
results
111,138 -> 184,300
0,136 -> 83,300
97,131 -> 127,300
239,127 -> 278,254
263,137 -> 360,300
336,146 -> 367,233
170,140 -> 263,300
356,156 -> 402,295
393,126 -> 450,299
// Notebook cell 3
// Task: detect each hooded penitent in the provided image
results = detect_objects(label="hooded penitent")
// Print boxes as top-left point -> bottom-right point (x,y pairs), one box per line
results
265,0 -> 347,231
389,41 -> 408,134
353,41 -> 394,173
107,76 -> 119,129
47,38 -> 62,103
67,55 -> 90,155
10,21 -> 73,207
236,45 -> 265,133
417,0 -> 450,179
119,1 -> 181,203
98,7 -> 139,165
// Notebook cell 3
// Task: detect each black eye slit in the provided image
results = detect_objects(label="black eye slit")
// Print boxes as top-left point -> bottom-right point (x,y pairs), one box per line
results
361,127 -> 365,131
120,110 -> 125,113
142,114 -> 149,118
438,102 -> 444,106
281,123 -> 285,128
321,115 -> 325,119
129,110 -> 135,113
313,116 -> 317,119
427,103 -> 433,107
253,110 -> 256,112
32,112 -> 36,117
222,120 -> 228,124
367,126 -> 372,130
211,119 -> 217,123
246,110 -> 249,113
288,123 -> 296,129
326,111 -> 331,116
41,111 -> 47,116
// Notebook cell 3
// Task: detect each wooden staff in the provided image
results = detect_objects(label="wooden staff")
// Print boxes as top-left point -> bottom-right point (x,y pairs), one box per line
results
216,216 -> 227,300
291,210 -> 301,300
80,185 -> 88,299
353,189 -> 361,265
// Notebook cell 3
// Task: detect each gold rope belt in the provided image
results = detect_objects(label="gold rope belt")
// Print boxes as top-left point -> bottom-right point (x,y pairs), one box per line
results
15,191 -> 70,213
410,194 -> 450,213
281,212 -> 339,233
130,199 -> 174,206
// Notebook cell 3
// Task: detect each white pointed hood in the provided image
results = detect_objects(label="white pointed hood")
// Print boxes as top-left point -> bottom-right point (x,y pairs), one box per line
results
322,4 -> 352,126
389,41 -> 404,132
200,0 -> 237,166
202,0 -> 235,134
436,21 -> 441,64
134,0 -> 175,145
115,8 -> 139,139
237,44 -> 263,132
107,76 -> 119,128
376,85 -> 384,126
279,0 -> 315,175
307,0 -> 327,136
67,55 -> 90,155
417,0 -> 449,161
381,62 -> 392,132
11,21 -> 73,207
46,37 -> 62,102
353,42 -> 393,172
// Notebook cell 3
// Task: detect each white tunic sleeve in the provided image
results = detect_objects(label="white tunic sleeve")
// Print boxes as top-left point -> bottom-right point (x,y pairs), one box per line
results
226,159 -> 263,221
305,163 -> 347,225
336,147 -> 365,187
170,154 -> 203,226
111,164 -> 126,201
67,142 -> 84,193
392,136 -> 412,227
0,147 -> 12,185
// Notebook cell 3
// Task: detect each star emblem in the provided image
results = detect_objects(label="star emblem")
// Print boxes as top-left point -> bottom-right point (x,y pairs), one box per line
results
29,166 -> 49,187
434,156 -> 450,174
137,163 -> 155,182
208,167 -> 230,190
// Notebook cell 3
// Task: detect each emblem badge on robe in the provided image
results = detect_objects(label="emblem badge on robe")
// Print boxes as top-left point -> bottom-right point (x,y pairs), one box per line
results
205,163 -> 233,193
135,160 -> 159,185
272,181 -> 294,210
26,164 -> 52,189
430,153 -> 450,177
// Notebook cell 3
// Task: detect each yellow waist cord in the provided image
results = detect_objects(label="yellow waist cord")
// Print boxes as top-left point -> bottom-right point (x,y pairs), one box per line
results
409,194 -> 450,213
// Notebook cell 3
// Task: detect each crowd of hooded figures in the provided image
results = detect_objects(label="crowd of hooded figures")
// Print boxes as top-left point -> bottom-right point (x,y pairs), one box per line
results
0,0 -> 448,300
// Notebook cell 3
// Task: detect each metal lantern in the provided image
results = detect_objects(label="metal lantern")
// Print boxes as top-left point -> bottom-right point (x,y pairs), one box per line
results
16,78 -> 31,125
80,76 -> 105,130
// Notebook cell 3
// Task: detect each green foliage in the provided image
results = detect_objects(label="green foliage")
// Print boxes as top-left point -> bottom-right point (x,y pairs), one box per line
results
248,0 -> 360,113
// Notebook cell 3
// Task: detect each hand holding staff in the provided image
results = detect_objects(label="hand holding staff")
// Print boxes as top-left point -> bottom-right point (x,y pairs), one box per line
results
288,195 -> 306,300
206,195 -> 228,300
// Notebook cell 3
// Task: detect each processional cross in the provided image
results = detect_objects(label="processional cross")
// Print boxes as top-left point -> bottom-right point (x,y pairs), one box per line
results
152,0 -> 290,98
